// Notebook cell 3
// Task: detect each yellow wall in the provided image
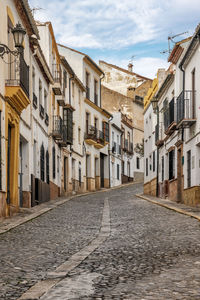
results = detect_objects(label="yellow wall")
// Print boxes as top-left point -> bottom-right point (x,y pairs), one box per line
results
144,76 -> 158,111
5,102 -> 20,215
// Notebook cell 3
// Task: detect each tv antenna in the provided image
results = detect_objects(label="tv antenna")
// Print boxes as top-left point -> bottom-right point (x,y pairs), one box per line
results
129,55 -> 136,65
160,31 -> 188,54
31,7 -> 44,17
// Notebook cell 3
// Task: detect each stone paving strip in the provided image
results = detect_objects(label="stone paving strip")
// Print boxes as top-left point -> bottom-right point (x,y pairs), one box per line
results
17,198 -> 110,300
136,193 -> 200,222
0,181 -> 137,235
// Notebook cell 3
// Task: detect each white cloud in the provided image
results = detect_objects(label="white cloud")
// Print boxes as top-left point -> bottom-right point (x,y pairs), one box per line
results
29,0 -> 200,50
97,56 -> 169,79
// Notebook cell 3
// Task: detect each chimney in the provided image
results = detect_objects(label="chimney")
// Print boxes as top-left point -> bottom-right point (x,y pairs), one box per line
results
128,63 -> 133,72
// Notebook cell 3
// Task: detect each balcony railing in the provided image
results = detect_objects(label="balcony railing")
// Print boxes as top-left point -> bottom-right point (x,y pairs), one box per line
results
86,86 -> 90,99
97,129 -> 105,145
6,54 -> 29,97
176,90 -> 196,128
155,123 -> 164,147
33,92 -> 37,109
121,113 -> 133,128
40,104 -> 44,119
52,115 -> 63,139
85,125 -> 97,140
164,97 -> 177,134
52,64 -> 61,84
85,125 -> 105,147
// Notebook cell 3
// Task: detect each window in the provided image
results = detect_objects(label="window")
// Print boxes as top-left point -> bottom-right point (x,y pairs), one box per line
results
86,72 -> 90,99
57,155 -> 59,174
94,79 -> 98,105
72,82 -> 74,99
86,112 -> 90,133
94,118 -> 98,130
153,151 -> 155,172
162,156 -> 164,182
46,150 -> 49,184
52,146 -> 56,179
79,162 -> 81,187
169,150 -> 175,180
63,108 -> 73,144
39,79 -> 42,105
122,161 -> 124,175
146,158 -> 148,176
103,122 -> 109,142
137,157 -> 140,169
40,144 -> 45,181
63,71 -> 67,95
117,164 -> 120,180
32,66 -> 35,93
44,89 -> 47,113
187,150 -> 191,188
78,89 -> 81,105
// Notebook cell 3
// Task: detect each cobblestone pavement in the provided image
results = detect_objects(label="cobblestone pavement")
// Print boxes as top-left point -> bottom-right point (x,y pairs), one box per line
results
41,184 -> 200,300
0,193 -> 105,300
1,183 -> 200,299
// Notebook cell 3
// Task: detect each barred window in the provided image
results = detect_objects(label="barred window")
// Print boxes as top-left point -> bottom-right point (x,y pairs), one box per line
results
40,144 -> 45,181
52,146 -> 56,179
46,150 -> 49,184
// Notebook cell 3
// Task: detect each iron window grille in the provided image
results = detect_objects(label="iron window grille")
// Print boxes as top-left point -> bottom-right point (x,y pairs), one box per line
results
40,144 -> 45,181
52,146 -> 56,179
46,150 -> 49,184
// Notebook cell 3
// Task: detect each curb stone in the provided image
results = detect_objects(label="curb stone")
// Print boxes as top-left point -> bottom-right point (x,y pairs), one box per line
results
136,194 -> 200,222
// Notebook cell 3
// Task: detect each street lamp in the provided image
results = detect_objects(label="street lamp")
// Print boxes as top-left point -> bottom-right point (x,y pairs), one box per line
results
151,96 -> 159,197
0,22 -> 26,58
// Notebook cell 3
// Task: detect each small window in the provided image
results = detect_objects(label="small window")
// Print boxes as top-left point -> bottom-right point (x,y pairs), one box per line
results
72,82 -> 75,98
78,89 -> 81,105
44,89 -> 47,112
39,79 -> 42,105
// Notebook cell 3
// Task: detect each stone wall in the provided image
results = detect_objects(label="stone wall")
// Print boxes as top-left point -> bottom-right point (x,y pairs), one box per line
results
50,181 -> 60,200
183,186 -> 200,206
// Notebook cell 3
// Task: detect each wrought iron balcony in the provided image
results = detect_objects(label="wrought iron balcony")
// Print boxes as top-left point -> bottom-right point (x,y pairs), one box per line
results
86,86 -> 90,99
164,97 -> 177,135
52,64 -> 62,95
85,125 -> 97,141
5,53 -> 29,97
52,115 -> 63,140
40,104 -> 44,119
33,92 -> 37,109
155,124 -> 164,147
176,90 -> 196,128
123,139 -> 128,151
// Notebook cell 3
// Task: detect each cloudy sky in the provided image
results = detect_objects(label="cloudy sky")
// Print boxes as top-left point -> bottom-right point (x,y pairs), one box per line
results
29,0 -> 200,78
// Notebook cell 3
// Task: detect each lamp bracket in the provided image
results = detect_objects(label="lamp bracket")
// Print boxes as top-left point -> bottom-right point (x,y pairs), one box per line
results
0,44 -> 19,59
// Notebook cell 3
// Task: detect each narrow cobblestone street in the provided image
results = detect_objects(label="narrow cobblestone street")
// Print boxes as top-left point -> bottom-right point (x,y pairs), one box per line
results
1,183 -> 200,299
